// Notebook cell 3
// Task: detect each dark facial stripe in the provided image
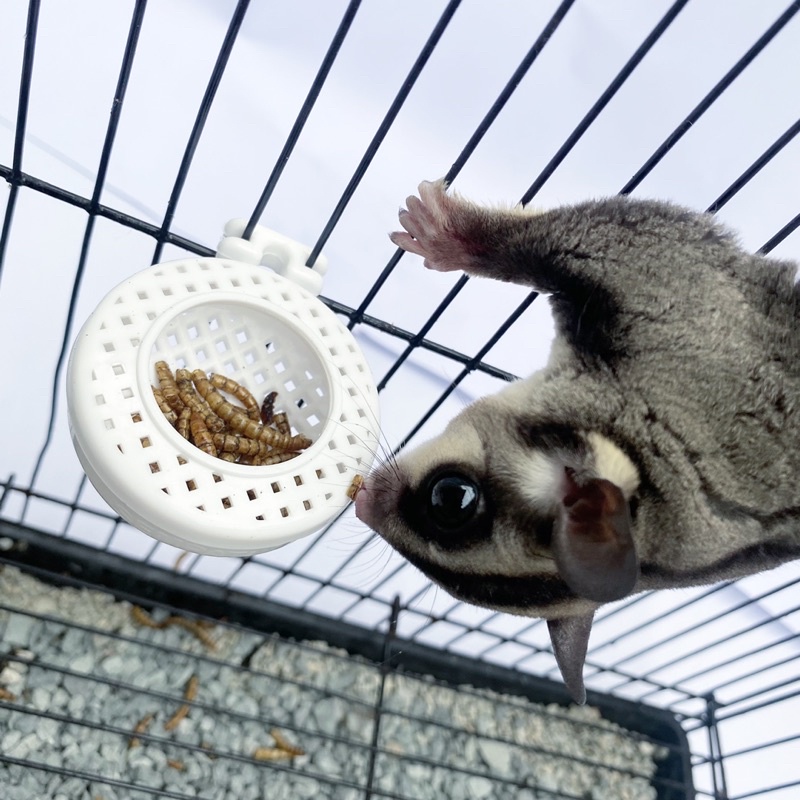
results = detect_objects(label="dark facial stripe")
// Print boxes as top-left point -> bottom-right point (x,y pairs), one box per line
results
398,546 -> 575,611
517,423 -> 585,454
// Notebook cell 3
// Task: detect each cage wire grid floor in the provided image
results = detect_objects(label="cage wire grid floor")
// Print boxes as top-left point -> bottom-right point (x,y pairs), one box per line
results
1,1 -> 800,798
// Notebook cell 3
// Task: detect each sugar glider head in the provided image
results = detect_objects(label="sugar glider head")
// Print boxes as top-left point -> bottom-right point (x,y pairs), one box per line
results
354,384 -> 641,702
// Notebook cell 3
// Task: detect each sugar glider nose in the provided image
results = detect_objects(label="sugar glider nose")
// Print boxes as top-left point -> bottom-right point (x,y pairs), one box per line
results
354,474 -> 402,533
354,483 -> 377,529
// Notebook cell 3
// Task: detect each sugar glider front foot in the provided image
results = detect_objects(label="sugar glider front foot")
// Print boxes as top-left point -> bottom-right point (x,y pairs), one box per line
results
390,179 -> 478,273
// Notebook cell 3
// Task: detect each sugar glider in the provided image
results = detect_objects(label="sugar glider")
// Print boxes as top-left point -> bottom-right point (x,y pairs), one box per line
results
354,179 -> 800,703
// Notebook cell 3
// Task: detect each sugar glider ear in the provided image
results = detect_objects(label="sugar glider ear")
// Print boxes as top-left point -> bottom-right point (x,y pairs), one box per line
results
552,471 -> 639,604
547,613 -> 594,704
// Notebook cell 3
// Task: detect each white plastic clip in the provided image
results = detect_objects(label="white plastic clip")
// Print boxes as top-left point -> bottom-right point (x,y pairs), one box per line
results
216,219 -> 328,296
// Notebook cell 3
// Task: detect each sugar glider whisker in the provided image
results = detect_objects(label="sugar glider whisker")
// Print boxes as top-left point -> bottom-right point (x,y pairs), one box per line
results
354,179 -> 800,703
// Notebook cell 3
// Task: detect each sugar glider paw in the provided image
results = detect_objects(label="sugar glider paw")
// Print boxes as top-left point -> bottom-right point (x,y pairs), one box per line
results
389,179 -> 475,273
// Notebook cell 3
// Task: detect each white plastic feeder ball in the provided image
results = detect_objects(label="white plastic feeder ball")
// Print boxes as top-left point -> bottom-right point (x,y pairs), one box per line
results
66,222 -> 380,556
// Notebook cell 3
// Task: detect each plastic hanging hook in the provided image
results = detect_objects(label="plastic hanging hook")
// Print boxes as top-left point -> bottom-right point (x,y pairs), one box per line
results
216,219 -> 329,296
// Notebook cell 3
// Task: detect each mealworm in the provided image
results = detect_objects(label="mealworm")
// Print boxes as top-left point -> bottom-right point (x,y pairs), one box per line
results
272,411 -> 291,437
164,674 -> 198,732
270,728 -> 305,757
212,433 -> 274,458
131,605 -> 163,629
261,426 -> 312,452
173,550 -> 190,572
184,674 -> 199,700
211,434 -> 300,463
176,369 -> 225,433
168,616 -> 217,651
131,606 -> 217,651
258,451 -> 299,466
151,363 -> 313,464
152,386 -> 178,425
129,712 -> 155,748
193,370 -> 311,451
167,759 -> 185,771
175,405 -> 192,440
346,474 -> 364,501
192,372 -> 262,436
253,747 -> 295,762
0,687 -> 16,702
209,373 -> 260,421
155,361 -> 184,412
190,411 -> 217,457
163,704 -> 188,732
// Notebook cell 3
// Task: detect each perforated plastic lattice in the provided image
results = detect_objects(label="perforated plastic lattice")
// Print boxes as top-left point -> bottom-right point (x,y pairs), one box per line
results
67,257 -> 379,556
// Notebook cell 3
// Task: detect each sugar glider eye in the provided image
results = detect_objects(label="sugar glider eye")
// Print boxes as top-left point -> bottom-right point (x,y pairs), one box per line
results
426,472 -> 481,531
401,468 -> 490,548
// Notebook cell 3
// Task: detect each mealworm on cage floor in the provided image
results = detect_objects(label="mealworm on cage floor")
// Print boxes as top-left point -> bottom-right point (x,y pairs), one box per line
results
129,712 -> 155,748
131,605 -> 164,629
184,674 -> 199,699
270,728 -> 305,757
209,373 -> 260,421
168,616 -> 218,651
164,703 -> 192,731
163,704 -> 189,731
0,687 -> 16,702
130,605 -> 217,651
252,747 -> 296,762
163,674 -> 198,731
167,759 -> 185,771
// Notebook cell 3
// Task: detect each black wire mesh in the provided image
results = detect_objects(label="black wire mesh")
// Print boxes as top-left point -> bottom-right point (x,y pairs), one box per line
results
1,1 -> 799,798
0,528 -> 692,800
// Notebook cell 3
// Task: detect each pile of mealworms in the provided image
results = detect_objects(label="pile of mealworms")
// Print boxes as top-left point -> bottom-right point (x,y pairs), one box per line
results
151,361 -> 312,465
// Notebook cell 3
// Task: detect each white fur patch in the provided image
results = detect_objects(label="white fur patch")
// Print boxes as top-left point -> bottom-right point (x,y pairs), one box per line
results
588,433 -> 640,498
511,450 -> 565,513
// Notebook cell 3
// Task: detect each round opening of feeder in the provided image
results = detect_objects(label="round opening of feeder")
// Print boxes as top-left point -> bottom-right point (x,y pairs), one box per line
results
136,292 -> 337,470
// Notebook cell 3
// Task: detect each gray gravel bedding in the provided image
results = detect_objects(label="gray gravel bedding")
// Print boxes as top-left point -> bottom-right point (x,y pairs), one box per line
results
0,565 -> 667,799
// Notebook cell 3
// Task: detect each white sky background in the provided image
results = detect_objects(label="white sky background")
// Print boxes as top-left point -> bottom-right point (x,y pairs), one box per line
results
1,1 -> 800,797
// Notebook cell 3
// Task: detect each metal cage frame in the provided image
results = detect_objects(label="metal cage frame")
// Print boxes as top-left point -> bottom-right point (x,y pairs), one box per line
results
1,1 -> 799,798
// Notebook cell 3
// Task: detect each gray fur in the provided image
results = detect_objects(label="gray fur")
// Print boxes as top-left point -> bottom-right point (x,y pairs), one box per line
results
355,179 -> 800,701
